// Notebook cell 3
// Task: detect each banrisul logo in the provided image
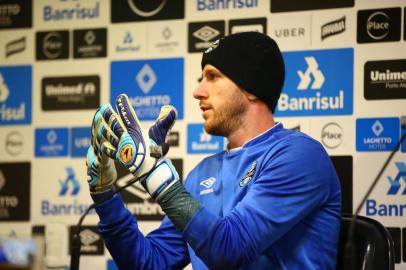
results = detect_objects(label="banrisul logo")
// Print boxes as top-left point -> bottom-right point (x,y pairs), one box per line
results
187,124 -> 224,154
356,117 -> 400,152
43,1 -> 100,21
0,66 -> 31,125
35,128 -> 69,157
197,0 -> 258,11
41,167 -> 91,216
366,161 -> 406,217
276,49 -> 353,116
111,58 -> 183,120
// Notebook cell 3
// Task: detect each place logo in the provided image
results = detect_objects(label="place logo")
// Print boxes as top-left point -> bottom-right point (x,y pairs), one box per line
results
187,124 -> 224,154
329,155 -> 353,213
73,28 -> 107,58
42,1 -> 100,22
229,17 -> 266,34
0,162 -> 30,221
110,58 -> 184,120
41,75 -> 100,111
0,0 -> 32,29
357,8 -> 401,43
197,0 -> 258,11
71,127 -> 91,158
271,0 -> 353,13
321,122 -> 343,149
356,117 -> 400,152
0,65 -> 32,125
188,21 -> 225,53
321,16 -> 346,40
35,128 -> 68,157
36,30 -> 69,60
364,59 -> 406,100
276,48 -> 353,116
69,226 -> 104,255
111,0 -> 184,23
5,36 -> 26,57
5,131 -> 23,156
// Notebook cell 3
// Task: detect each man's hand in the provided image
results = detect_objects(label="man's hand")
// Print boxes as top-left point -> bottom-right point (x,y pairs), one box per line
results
86,109 -> 117,194
97,94 -> 179,199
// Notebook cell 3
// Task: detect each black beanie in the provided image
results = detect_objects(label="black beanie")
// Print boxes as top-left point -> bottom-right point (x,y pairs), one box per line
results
201,31 -> 285,113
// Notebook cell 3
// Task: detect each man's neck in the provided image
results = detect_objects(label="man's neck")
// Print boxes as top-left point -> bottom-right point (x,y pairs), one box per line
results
227,106 -> 275,149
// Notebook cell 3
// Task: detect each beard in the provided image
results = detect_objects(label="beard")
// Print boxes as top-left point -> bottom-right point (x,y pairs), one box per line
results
204,94 -> 247,137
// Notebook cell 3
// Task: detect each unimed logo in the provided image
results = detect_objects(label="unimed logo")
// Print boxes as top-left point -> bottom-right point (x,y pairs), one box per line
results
41,75 -> 100,110
275,48 -> 353,116
364,59 -> 406,100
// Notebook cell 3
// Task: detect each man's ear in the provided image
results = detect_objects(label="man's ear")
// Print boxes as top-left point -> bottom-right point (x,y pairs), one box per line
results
245,91 -> 258,101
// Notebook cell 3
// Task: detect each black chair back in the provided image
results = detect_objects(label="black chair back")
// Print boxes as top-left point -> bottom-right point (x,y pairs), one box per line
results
336,214 -> 395,270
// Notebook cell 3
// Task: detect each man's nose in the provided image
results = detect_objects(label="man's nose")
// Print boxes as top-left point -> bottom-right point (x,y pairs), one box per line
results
193,81 -> 208,100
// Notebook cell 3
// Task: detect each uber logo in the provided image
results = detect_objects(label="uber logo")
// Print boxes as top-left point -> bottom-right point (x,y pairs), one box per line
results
274,27 -> 305,38
188,21 -> 225,53
111,0 -> 184,23
357,8 -> 401,43
36,30 -> 69,60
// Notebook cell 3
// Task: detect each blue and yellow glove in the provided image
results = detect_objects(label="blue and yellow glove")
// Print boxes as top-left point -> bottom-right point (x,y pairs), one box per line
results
86,108 -> 117,194
97,94 -> 179,199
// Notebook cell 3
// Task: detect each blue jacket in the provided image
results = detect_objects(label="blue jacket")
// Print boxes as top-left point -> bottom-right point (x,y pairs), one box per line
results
95,123 -> 342,269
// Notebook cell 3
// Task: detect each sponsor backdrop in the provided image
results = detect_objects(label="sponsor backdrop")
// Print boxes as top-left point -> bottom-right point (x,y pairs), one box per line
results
0,0 -> 405,269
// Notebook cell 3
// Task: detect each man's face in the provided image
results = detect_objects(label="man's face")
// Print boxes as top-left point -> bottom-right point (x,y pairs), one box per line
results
193,64 -> 248,137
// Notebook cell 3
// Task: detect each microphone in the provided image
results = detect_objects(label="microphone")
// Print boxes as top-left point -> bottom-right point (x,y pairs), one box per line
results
70,143 -> 169,270
344,117 -> 406,269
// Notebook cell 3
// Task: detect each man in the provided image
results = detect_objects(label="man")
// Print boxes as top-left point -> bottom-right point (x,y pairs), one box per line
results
86,32 -> 342,270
